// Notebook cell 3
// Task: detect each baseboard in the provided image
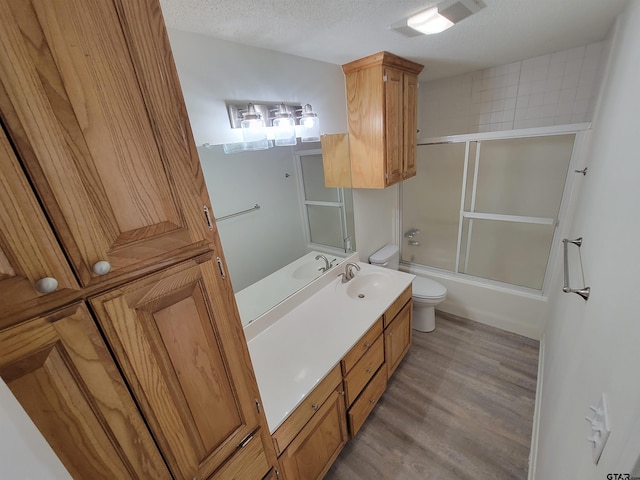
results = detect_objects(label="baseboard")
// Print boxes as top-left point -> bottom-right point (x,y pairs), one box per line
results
528,335 -> 545,480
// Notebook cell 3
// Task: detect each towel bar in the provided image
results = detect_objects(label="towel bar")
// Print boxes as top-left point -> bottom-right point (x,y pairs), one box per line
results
562,237 -> 590,301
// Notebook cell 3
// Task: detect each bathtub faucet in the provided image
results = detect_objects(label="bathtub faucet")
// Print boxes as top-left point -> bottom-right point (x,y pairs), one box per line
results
339,262 -> 361,283
315,254 -> 330,272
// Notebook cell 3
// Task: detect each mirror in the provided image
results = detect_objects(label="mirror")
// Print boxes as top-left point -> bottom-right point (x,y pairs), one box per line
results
198,140 -> 355,326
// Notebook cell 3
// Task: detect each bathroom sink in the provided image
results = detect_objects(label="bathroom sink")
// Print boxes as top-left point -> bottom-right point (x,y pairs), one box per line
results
344,270 -> 395,300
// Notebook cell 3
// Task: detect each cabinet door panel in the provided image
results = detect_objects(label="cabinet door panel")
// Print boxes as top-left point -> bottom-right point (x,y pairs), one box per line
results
384,67 -> 403,186
91,255 -> 260,480
385,300 -> 412,378
0,124 -> 80,328
0,303 -> 170,480
403,73 -> 419,179
279,390 -> 348,480
0,0 -> 212,287
345,64 -> 386,189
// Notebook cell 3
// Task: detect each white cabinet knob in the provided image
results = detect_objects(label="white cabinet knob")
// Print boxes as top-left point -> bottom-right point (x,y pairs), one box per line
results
35,277 -> 59,294
92,260 -> 112,276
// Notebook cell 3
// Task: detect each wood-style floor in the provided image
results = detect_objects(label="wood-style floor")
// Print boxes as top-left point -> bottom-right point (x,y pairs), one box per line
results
325,312 -> 539,480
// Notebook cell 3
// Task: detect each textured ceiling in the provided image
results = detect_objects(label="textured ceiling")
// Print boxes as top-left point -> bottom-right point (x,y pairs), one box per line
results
159,0 -> 629,81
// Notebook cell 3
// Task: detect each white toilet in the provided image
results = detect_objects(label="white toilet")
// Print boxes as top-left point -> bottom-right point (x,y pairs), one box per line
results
369,244 -> 446,332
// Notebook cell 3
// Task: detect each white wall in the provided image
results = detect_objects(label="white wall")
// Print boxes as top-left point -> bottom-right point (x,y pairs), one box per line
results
166,29 -> 348,146
352,186 -> 399,261
0,380 -> 71,479
534,1 -> 640,476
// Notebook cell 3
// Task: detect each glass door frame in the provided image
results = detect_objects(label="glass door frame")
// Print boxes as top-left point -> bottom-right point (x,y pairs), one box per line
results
295,148 -> 351,254
400,123 -> 591,296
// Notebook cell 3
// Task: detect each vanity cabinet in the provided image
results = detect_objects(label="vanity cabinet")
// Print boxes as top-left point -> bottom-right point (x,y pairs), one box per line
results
341,318 -> 387,437
342,51 -> 424,189
272,365 -> 347,479
0,1 -> 276,479
384,286 -> 413,379
278,387 -> 348,480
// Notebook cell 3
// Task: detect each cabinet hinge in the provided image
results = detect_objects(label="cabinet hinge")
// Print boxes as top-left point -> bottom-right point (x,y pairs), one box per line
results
383,74 -> 387,82
275,467 -> 281,480
238,432 -> 254,449
255,398 -> 262,413
203,205 -> 214,231
216,256 -> 226,279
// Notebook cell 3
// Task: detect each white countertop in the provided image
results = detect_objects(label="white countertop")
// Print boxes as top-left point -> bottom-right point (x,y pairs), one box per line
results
246,261 -> 415,433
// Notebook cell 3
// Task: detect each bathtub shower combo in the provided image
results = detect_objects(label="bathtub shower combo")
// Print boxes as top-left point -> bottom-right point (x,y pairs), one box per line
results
401,124 -> 589,295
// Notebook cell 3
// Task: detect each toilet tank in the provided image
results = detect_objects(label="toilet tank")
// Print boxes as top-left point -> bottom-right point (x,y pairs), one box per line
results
369,244 -> 400,270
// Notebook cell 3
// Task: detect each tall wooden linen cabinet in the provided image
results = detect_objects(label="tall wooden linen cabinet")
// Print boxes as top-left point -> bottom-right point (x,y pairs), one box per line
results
0,1 -> 277,479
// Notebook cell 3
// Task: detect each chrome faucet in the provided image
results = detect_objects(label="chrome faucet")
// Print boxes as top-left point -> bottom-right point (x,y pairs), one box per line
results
404,228 -> 421,239
315,254 -> 330,272
339,262 -> 361,283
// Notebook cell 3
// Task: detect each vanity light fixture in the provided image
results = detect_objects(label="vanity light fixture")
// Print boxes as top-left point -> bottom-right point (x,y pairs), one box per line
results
224,101 -> 321,152
273,103 -> 297,146
240,103 -> 269,150
299,104 -> 320,143
390,0 -> 486,37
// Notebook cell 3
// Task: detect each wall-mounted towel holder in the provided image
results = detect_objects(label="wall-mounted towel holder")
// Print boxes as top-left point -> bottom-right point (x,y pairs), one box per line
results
218,204 -> 261,222
562,237 -> 590,301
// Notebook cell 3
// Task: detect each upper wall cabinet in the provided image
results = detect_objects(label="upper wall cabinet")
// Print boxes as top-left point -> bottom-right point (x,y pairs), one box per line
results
342,51 -> 423,188
0,0 -> 214,289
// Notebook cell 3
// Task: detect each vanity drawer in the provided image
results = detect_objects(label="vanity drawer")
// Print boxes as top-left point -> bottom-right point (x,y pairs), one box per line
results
383,285 -> 412,327
208,427 -> 271,480
341,317 -> 383,375
343,334 -> 384,407
272,364 -> 342,456
348,365 -> 387,437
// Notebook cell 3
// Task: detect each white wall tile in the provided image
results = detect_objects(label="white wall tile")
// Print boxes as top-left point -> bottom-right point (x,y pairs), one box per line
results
420,41 -> 607,137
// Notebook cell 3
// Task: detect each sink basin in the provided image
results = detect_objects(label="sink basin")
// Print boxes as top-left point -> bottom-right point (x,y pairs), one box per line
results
344,270 -> 395,300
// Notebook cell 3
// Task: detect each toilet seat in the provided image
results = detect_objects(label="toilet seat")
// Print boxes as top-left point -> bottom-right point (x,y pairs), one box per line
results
412,276 -> 447,299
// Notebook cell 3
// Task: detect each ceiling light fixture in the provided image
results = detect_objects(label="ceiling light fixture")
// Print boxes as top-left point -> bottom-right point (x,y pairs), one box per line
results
390,0 -> 486,37
408,6 -> 454,35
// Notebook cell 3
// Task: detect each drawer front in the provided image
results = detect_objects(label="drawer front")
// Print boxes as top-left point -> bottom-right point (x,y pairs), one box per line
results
209,428 -> 271,480
279,389 -> 348,480
348,366 -> 387,437
383,285 -> 412,328
272,364 -> 342,455
343,334 -> 384,407
341,317 -> 383,375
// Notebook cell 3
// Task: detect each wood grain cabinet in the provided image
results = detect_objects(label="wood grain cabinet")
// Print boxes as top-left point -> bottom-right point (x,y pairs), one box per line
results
342,51 -> 424,188
340,318 -> 387,437
0,1 -> 276,478
0,303 -> 171,480
0,0 -> 214,292
384,286 -> 413,379
272,365 -> 347,480
90,254 -> 267,480
278,388 -> 348,480
0,126 -> 80,328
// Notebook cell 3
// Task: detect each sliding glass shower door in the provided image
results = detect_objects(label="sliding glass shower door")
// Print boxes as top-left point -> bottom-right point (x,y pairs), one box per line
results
402,131 -> 576,291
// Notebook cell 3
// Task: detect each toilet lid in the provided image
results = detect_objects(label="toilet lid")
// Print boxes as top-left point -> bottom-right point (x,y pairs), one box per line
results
412,276 -> 447,298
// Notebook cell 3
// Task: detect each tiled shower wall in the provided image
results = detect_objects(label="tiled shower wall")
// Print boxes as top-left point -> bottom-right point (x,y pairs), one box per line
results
419,41 -> 610,138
